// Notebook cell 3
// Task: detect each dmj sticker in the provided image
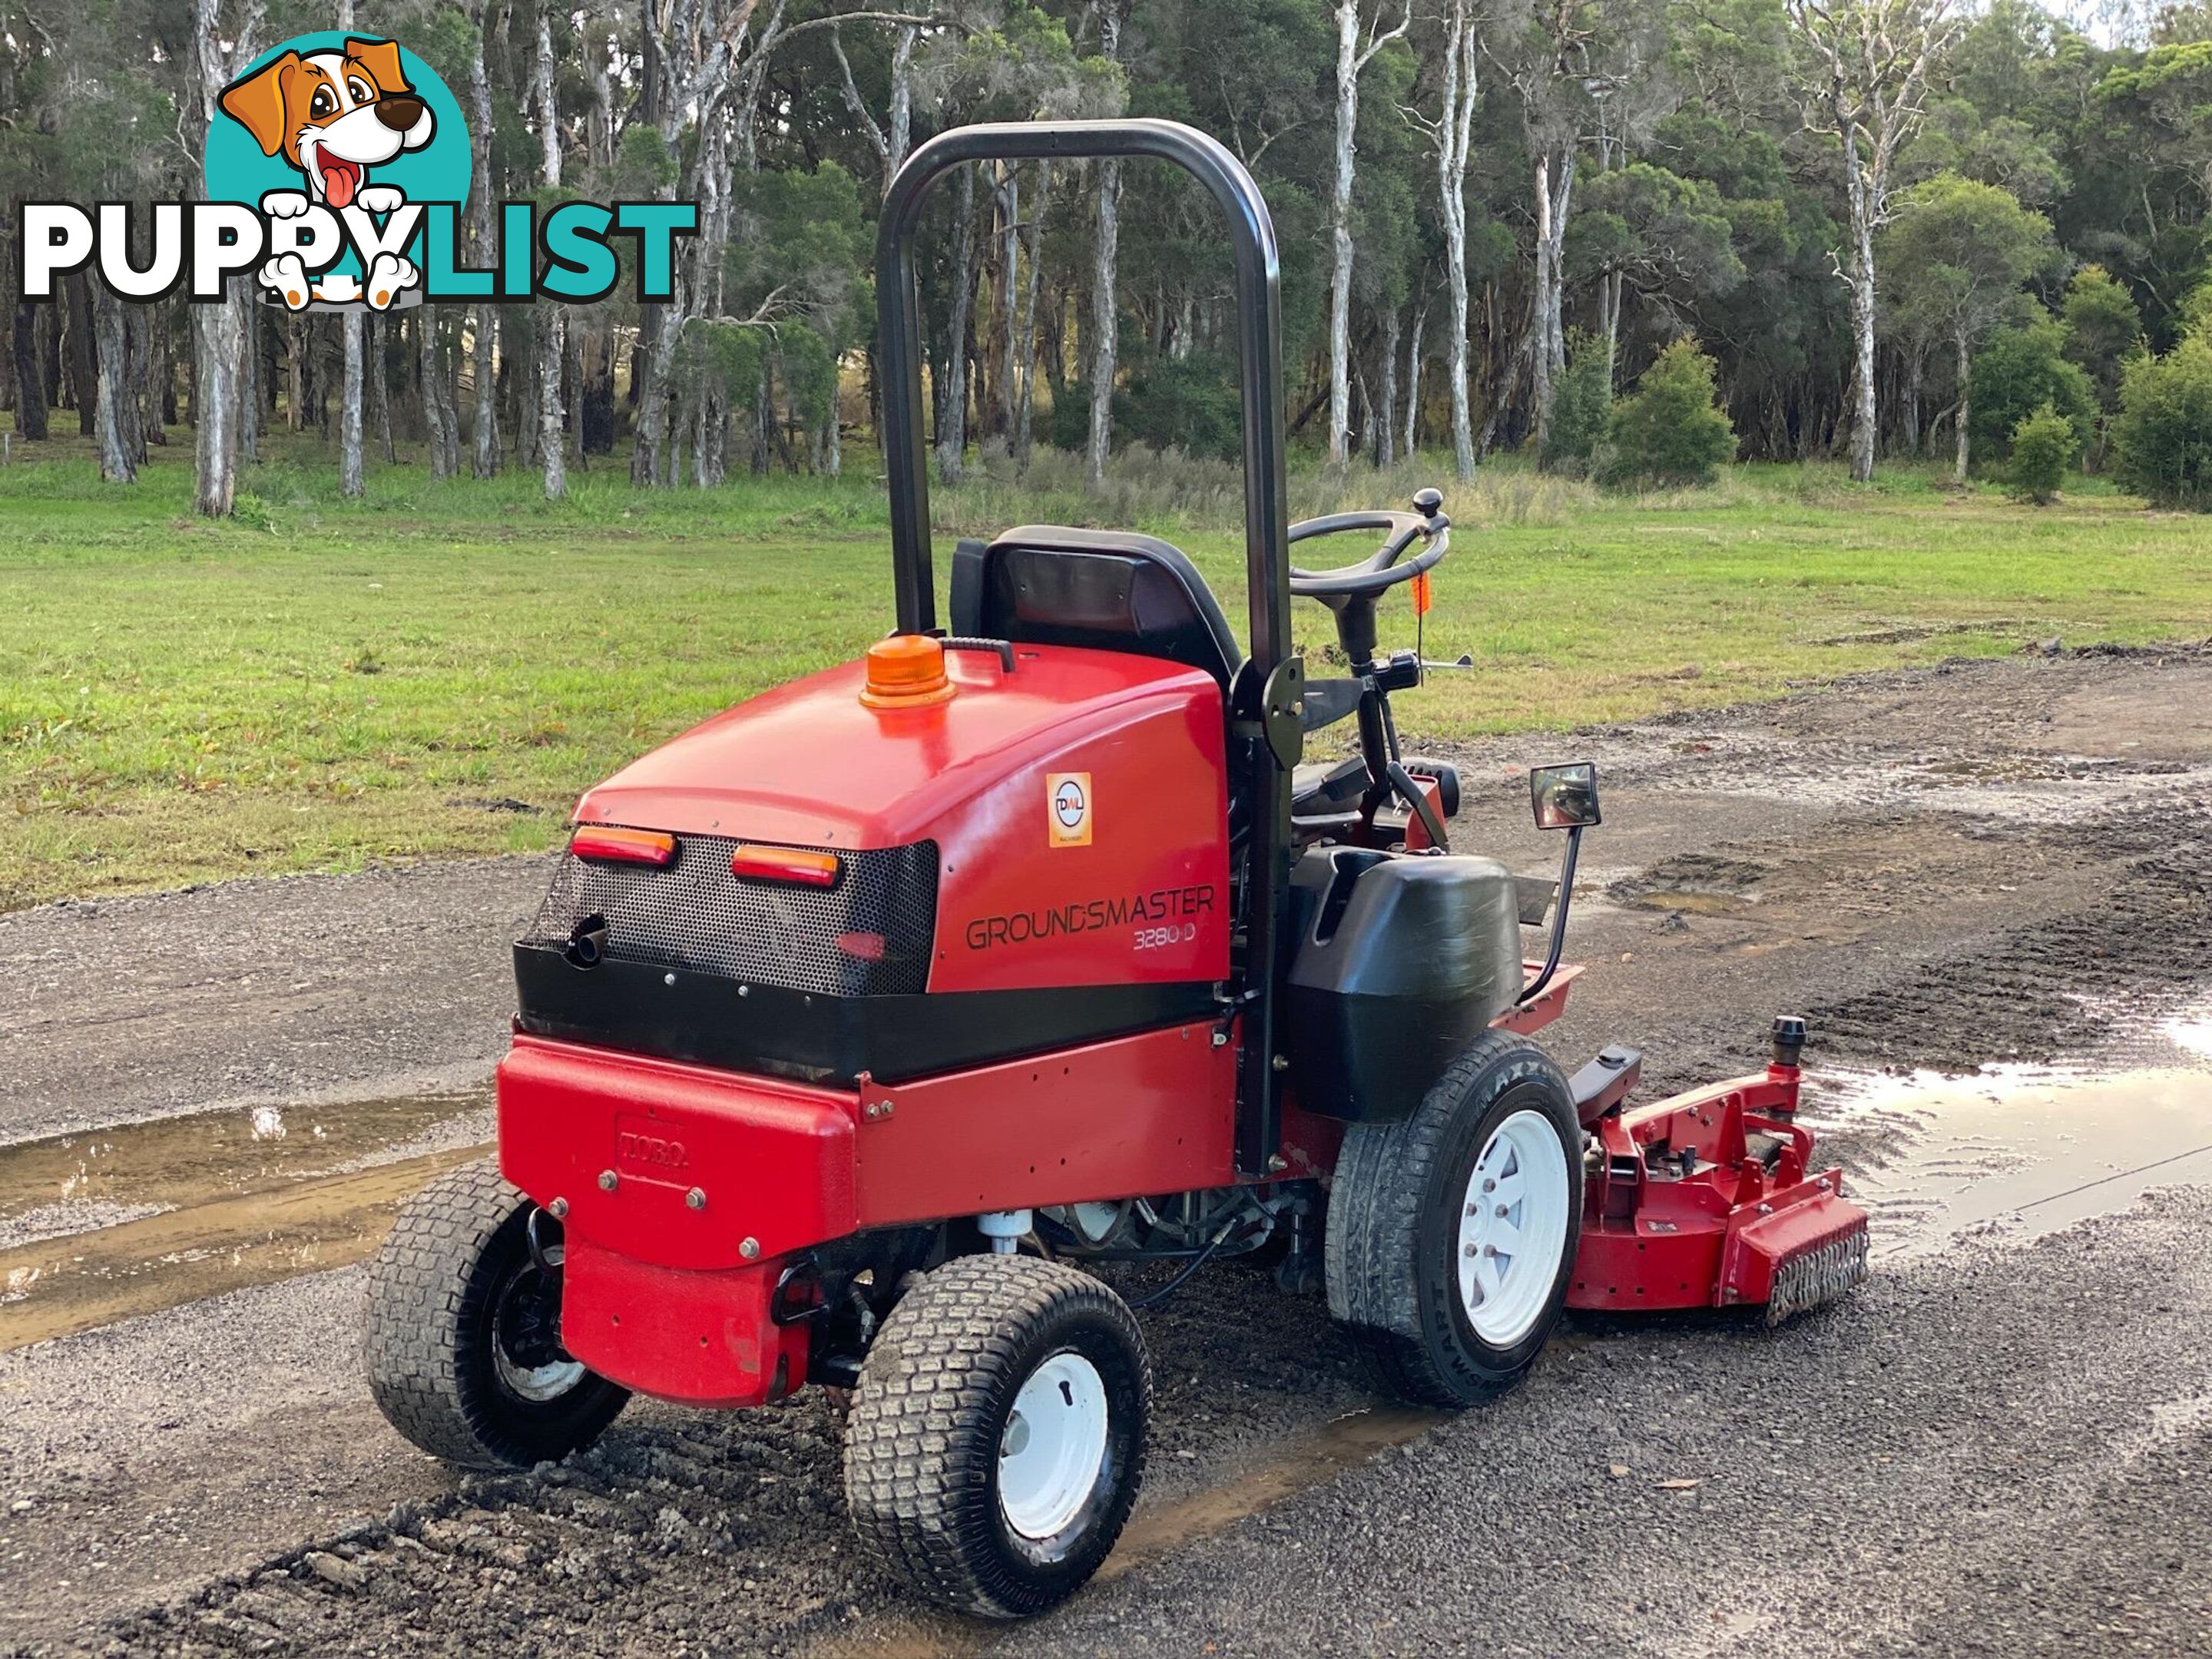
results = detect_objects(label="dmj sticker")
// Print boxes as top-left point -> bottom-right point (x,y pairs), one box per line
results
1047,773 -> 1093,848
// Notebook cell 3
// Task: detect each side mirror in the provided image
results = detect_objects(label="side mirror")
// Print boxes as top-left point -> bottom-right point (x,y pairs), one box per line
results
1530,762 -> 1601,830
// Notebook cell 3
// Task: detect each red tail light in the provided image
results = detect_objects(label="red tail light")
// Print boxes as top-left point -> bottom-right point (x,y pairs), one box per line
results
571,826 -> 677,866
731,844 -> 841,886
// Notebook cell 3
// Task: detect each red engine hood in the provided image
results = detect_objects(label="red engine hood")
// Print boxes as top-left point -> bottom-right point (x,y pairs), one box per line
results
575,644 -> 1221,849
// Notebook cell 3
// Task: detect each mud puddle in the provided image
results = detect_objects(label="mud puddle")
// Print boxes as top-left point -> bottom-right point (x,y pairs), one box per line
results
1813,1065 -> 2212,1257
0,1089 -> 490,1349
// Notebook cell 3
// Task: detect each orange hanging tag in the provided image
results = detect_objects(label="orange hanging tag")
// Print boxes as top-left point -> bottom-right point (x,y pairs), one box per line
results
1410,571 -> 1434,616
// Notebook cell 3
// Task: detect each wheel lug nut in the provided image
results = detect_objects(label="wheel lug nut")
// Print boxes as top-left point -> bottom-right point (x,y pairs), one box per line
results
1495,1205 -> 1509,1218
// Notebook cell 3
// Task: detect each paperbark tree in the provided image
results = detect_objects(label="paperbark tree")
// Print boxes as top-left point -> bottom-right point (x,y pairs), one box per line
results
536,4 -> 568,501
1015,161 -> 1049,472
92,286 -> 134,482
1428,0 -> 1481,479
190,0 -> 263,516
1402,293 -> 1428,459
831,18 -> 921,196
936,164 -> 976,483
62,271 -> 95,438
1086,0 -> 1131,490
1787,0 -> 1962,482
1326,0 -> 1409,466
331,0 -> 366,495
469,0 -> 501,479
421,310 -> 459,478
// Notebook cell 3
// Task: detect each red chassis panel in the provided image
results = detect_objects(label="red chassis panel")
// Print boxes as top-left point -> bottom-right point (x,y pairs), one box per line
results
496,1025 -> 1241,1405
852,1022 -> 1237,1224
1568,1062 -> 1867,1314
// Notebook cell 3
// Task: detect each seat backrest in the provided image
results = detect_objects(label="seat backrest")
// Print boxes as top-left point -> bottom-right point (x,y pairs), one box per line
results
951,525 -> 1241,688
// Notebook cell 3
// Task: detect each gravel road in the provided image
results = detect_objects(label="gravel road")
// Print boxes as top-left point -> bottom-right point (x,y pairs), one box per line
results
2,647 -> 2207,1657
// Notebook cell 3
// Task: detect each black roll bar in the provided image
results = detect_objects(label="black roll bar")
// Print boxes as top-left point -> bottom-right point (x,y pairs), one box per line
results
875,120 -> 1297,1177
874,118 -> 1292,677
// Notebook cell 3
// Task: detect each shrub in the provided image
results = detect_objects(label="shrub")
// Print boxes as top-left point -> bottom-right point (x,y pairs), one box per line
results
2007,402 -> 2075,504
2111,334 -> 2212,508
1969,318 -> 2098,464
1544,330 -> 1613,472
1601,337 -> 1737,487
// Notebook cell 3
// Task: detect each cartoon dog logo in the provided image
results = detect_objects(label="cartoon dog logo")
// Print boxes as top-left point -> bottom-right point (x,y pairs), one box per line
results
218,37 -> 432,311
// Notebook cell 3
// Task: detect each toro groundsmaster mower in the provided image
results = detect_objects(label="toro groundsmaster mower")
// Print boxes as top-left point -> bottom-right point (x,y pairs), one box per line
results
364,119 -> 1869,1618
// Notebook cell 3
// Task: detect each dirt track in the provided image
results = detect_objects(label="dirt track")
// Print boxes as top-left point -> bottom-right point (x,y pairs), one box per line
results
2,646 -> 2209,1657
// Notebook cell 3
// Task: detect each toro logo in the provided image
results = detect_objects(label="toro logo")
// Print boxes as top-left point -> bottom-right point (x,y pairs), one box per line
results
614,1124 -> 689,1174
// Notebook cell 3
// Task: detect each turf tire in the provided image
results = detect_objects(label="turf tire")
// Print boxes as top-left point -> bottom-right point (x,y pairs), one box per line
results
843,1253 -> 1150,1618
363,1157 -> 628,1469
1326,1031 -> 1582,1407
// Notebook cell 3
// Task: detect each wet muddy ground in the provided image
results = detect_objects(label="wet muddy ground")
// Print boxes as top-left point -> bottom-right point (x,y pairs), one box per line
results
1,645 -> 2208,1656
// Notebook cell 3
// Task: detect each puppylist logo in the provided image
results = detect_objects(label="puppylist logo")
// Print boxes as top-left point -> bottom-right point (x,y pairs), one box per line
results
17,32 -> 695,313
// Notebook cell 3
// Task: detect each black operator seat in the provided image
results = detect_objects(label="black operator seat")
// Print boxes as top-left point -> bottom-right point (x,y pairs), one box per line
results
950,526 -> 1242,690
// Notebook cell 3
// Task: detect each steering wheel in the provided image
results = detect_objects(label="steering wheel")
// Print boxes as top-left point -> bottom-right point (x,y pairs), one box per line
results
1286,487 -> 1450,605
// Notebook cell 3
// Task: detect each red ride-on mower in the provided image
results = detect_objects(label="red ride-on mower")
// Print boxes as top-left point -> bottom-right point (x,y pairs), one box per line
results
364,119 -> 1869,1618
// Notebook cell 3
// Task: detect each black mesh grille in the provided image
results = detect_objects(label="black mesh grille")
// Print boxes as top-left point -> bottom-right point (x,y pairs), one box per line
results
523,835 -> 939,996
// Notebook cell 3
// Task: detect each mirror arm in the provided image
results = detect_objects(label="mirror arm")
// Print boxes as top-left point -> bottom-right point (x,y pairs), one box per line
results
1518,824 -> 1582,1006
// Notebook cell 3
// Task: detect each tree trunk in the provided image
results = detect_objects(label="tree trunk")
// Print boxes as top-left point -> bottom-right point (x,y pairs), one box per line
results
1378,307 -> 1399,469
937,164 -> 975,485
370,315 -> 395,462
1326,0 -> 1363,468
536,2 -> 564,499
143,302 -> 172,444
998,165 -> 1019,441
12,301 -> 48,440
93,286 -> 135,482
340,313 -> 365,495
1084,2 -> 1130,488
1953,329 -> 1970,484
64,270 -> 97,438
239,302 -> 259,463
193,280 -> 245,516
1015,161 -> 1048,472
540,310 -> 568,499
1903,340 -> 1923,460
1402,298 -> 1426,460
422,309 -> 457,478
634,304 -> 684,485
116,304 -> 146,462
1837,111 -> 1879,483
580,324 -> 614,454
1086,157 -> 1121,488
286,315 -> 303,431
1435,0 -> 1479,481
469,5 -> 501,478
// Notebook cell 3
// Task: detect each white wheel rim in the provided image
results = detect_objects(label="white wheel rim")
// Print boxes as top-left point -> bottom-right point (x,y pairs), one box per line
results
1456,1108 -> 1573,1346
997,1352 -> 1110,1541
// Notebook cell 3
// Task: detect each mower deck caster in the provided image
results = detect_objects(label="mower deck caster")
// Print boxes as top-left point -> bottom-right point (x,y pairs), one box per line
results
1326,1031 -> 1583,1406
843,1254 -> 1151,1618
363,1157 -> 628,1469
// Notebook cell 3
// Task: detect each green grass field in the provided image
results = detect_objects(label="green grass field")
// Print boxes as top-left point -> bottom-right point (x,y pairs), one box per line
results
5,429 -> 2210,909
